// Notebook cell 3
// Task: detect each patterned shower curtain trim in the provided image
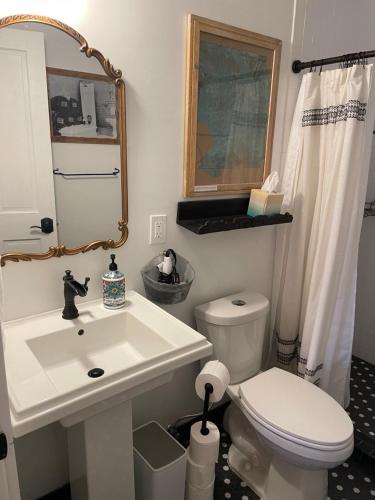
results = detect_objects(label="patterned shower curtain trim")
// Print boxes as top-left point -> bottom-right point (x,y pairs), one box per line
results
276,332 -> 323,385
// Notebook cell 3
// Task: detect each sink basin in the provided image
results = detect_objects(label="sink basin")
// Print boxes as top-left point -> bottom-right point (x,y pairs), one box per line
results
27,313 -> 173,393
3,291 -> 212,437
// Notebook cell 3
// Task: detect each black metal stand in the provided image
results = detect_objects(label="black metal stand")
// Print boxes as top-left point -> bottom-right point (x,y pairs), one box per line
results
200,383 -> 214,436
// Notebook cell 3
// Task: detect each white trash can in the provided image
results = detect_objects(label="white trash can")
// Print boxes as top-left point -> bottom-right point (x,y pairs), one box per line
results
133,421 -> 187,500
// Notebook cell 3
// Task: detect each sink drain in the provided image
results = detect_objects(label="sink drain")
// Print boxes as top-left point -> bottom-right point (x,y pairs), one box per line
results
88,368 -> 104,378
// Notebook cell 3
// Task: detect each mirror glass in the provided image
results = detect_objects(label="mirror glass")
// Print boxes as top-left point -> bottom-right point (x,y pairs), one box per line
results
0,21 -> 124,258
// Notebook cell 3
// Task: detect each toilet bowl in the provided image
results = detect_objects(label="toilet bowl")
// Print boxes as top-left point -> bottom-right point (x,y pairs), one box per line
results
195,291 -> 354,500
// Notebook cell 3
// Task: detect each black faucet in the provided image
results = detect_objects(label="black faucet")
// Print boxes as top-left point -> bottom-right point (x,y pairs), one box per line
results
62,270 -> 90,320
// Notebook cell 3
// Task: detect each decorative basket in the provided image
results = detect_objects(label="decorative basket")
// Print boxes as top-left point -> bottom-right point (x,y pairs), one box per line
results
141,253 -> 195,305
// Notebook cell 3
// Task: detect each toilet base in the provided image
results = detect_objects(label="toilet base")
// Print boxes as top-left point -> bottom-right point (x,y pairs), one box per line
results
227,443 -> 268,498
264,457 -> 327,500
228,445 -> 327,500
224,402 -> 328,500
224,403 -> 271,498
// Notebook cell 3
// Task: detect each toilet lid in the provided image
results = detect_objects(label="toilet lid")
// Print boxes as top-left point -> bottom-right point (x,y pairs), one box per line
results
239,367 -> 353,448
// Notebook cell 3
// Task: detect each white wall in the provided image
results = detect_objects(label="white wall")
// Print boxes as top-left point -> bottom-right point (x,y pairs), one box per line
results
299,0 -> 375,365
1,0 -> 299,497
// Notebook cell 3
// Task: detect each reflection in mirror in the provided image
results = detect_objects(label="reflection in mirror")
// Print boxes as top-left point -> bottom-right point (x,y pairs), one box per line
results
0,19 -> 126,263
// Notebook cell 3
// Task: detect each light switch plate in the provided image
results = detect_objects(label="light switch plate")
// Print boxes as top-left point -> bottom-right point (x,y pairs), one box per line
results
149,215 -> 167,244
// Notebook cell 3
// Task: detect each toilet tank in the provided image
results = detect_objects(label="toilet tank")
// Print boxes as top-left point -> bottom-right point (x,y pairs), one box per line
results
194,291 -> 269,384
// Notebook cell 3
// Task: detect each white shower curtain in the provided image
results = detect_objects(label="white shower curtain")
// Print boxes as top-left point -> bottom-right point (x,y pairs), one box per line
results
272,65 -> 375,407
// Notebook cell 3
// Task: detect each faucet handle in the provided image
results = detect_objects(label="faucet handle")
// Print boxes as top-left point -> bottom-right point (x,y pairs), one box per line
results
64,270 -> 73,281
84,277 -> 90,290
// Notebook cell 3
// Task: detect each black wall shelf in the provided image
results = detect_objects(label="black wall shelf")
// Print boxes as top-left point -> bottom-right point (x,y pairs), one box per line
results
177,198 -> 293,235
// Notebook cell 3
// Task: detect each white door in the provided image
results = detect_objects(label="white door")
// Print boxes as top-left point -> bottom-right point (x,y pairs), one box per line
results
0,28 -> 57,255
0,273 -> 20,500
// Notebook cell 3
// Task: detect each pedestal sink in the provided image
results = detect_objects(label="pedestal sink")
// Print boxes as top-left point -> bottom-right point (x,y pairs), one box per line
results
2,291 -> 212,500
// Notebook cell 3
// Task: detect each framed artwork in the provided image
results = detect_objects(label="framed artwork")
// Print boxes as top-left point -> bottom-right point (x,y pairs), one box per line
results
184,15 -> 281,197
47,67 -> 119,144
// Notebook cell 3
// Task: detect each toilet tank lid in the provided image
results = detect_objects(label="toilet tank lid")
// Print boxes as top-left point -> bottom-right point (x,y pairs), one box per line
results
194,290 -> 269,326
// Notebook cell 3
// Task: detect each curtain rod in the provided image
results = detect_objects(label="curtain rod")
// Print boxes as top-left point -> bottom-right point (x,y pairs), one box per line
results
292,50 -> 375,73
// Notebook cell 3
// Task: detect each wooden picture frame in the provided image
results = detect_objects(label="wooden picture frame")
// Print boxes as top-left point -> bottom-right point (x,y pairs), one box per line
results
184,15 -> 281,197
47,67 -> 119,144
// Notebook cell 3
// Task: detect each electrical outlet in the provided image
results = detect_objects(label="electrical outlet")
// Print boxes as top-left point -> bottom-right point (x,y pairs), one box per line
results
149,215 -> 167,244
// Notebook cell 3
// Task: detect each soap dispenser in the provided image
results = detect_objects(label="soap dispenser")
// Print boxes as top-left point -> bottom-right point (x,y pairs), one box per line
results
102,254 -> 125,309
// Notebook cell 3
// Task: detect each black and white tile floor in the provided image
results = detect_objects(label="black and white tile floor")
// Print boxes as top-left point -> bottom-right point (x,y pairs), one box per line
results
41,356 -> 375,500
347,356 -> 375,458
327,452 -> 374,499
42,446 -> 375,500
41,430 -> 375,500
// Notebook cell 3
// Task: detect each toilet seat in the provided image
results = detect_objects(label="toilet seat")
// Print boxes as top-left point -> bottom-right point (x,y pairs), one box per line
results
238,367 -> 353,451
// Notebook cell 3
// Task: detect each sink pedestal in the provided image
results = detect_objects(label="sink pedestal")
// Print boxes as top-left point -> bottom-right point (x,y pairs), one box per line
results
61,372 -> 174,500
67,401 -> 135,500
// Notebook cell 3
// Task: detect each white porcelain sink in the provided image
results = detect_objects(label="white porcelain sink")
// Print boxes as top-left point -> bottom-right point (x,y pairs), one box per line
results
3,291 -> 212,437
27,313 -> 174,394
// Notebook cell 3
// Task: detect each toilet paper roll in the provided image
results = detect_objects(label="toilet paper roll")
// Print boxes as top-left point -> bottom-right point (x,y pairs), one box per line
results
195,360 -> 230,403
185,478 -> 215,500
189,421 -> 220,466
186,452 -> 215,488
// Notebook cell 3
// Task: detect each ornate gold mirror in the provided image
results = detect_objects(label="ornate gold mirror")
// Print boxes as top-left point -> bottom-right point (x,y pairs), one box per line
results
0,15 -> 128,266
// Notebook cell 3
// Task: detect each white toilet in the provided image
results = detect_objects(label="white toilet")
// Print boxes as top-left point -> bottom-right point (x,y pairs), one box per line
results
194,290 -> 354,500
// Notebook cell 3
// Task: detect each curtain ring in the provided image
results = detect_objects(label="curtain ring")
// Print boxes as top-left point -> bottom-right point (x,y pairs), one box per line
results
319,63 -> 323,75
358,52 -> 363,68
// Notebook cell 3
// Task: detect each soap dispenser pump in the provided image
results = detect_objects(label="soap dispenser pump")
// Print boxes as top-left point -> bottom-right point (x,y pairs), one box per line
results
102,254 -> 125,309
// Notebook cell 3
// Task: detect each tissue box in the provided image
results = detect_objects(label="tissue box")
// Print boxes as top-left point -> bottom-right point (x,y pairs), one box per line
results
247,189 -> 284,216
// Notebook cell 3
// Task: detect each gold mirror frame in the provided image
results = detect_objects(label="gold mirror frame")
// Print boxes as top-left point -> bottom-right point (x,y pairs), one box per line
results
0,14 -> 128,266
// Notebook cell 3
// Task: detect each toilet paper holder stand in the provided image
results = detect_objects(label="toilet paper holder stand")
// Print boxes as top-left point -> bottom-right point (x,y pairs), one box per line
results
200,383 -> 214,436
